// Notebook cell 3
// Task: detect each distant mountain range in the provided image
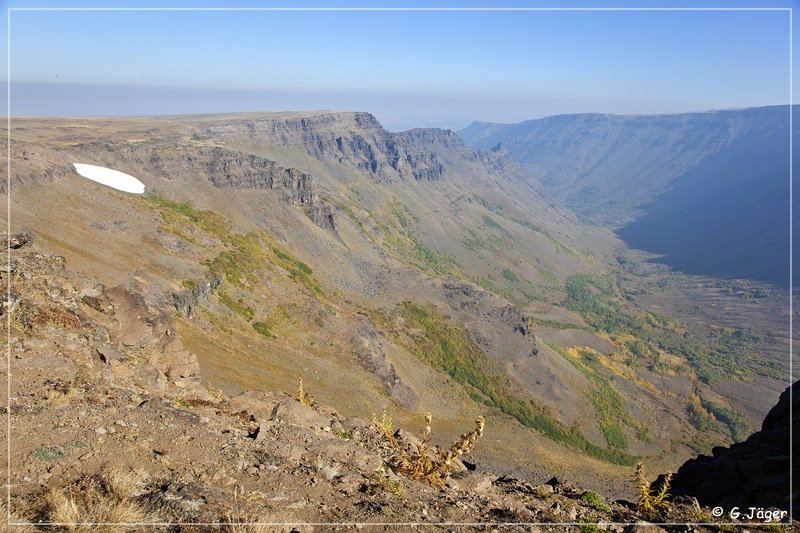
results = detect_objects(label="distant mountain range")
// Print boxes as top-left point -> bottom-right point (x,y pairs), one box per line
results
460,106 -> 795,288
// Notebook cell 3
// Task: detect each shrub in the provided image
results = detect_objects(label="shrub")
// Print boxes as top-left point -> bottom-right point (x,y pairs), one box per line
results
581,490 -> 611,512
252,321 -> 276,338
502,268 -> 519,282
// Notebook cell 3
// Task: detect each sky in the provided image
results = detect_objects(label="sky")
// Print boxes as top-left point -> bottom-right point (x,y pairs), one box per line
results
1,0 -> 797,130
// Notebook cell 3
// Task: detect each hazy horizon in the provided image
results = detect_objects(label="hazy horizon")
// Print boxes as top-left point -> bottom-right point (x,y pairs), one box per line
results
3,2 -> 795,131
3,81 -> 793,132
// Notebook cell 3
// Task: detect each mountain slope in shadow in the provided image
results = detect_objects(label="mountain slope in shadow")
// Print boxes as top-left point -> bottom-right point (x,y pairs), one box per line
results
617,113 -> 792,287
460,106 -> 794,287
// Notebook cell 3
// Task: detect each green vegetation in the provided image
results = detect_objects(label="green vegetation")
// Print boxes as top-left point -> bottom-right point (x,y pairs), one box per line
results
564,275 -> 645,335
579,522 -> 601,533
251,305 -> 291,339
334,429 -> 353,440
33,440 -> 86,462
396,303 -> 636,465
719,279 -> 770,299
379,222 -> 460,278
502,268 -> 519,283
181,279 -> 198,291
472,276 -> 502,296
145,190 -> 228,237
588,378 -> 629,450
145,191 -> 324,298
271,247 -> 324,296
463,228 -> 512,252
175,398 -> 193,408
413,238 -> 459,276
702,400 -> 750,442
563,274 -> 776,384
686,398 -> 716,433
33,446 -> 66,462
525,317 -> 591,332
252,321 -> 276,338
581,491 -> 611,512
337,200 -> 370,238
549,343 -> 640,450
218,291 -> 255,321
482,214 -> 503,231
479,201 -> 580,258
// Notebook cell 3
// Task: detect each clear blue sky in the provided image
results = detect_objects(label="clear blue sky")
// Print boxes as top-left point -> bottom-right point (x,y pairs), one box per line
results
2,0 -> 796,130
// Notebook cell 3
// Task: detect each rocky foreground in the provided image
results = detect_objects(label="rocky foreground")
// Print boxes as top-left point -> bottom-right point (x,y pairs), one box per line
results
2,237 -> 794,531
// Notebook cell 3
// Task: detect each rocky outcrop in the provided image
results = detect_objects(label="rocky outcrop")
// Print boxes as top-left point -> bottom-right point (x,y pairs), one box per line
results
667,381 -> 797,518
443,281 -> 534,339
9,241 -> 206,397
352,317 -> 419,410
202,147 -> 316,205
171,276 -> 222,317
3,231 -> 32,249
64,140 -> 321,207
307,205 -> 336,231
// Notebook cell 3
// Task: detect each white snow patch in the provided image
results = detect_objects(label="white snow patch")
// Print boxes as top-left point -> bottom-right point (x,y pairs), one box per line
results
73,163 -> 146,194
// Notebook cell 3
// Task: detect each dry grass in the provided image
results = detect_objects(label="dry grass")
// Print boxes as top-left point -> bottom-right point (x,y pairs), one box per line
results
221,487 -> 274,533
42,380 -> 83,408
35,468 -> 160,531
205,381 -> 224,401
372,407 -> 393,436
27,468 -> 281,532
0,491 -> 38,532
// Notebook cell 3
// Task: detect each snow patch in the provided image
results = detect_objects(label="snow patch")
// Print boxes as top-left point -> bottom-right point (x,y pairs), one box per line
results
73,163 -> 146,194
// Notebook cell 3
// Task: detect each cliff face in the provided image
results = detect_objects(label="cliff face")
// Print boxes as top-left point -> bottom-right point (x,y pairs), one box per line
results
198,112 -> 510,183
201,147 -> 316,205
24,138 -> 333,230
60,141 -> 319,207
668,380 -> 798,517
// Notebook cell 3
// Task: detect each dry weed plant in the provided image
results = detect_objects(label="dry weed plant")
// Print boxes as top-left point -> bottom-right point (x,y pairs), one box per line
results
372,407 -> 393,435
634,462 -> 671,515
294,376 -> 315,407
376,411 -> 485,489
0,491 -> 38,532
205,381 -> 224,401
